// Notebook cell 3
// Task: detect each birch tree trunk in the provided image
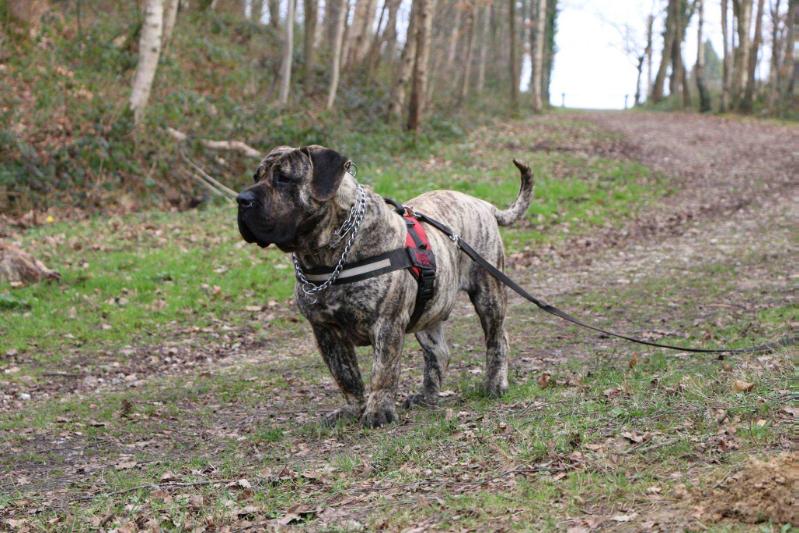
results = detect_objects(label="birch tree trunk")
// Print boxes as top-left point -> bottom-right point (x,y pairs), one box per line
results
408,0 -> 435,132
304,0 -> 318,89
741,0 -> 765,111
695,0 -> 711,111
278,0 -> 296,105
326,0 -> 348,108
531,0 -> 546,112
721,0 -> 732,111
509,0 -> 519,110
349,0 -> 377,65
390,3 -> 418,119
162,0 -> 180,50
477,3 -> 490,92
130,0 -> 165,126
459,2 -> 477,102
732,0 -> 753,107
381,0 -> 402,59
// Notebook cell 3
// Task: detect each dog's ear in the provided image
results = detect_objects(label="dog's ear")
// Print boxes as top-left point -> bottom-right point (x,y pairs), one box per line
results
302,145 -> 348,201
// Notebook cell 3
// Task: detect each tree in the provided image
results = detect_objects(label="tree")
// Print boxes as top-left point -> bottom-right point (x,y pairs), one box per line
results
162,0 -> 181,50
130,0 -> 165,126
695,0 -> 711,111
326,0 -> 348,108
509,0 -> 519,109
779,0 -> 796,108
721,0 -> 733,111
304,0 -> 318,89
652,0 -> 676,102
459,1 -> 477,101
279,0 -> 296,105
531,0 -> 547,112
476,2 -> 491,92
408,0 -> 435,131
268,0 -> 281,31
767,0 -> 784,109
741,0 -> 765,111
390,2 -> 418,120
732,0 -> 753,106
644,13 -> 654,100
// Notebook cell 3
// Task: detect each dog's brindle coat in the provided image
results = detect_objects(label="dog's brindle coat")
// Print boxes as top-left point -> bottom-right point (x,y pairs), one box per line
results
237,146 -> 533,427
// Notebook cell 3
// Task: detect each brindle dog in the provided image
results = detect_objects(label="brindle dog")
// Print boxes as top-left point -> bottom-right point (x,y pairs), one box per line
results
237,146 -> 534,428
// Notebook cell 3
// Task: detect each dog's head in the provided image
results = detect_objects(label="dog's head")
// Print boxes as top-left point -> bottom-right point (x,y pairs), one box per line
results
237,145 -> 349,252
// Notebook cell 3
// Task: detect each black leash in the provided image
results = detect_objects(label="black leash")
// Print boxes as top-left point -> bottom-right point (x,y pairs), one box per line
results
409,209 -> 796,355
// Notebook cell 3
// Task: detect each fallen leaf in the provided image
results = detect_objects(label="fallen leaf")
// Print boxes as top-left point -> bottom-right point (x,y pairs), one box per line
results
115,460 -> 137,470
628,353 -> 638,369
537,372 -> 552,389
160,471 -> 176,482
733,380 -> 754,392
611,512 -> 637,522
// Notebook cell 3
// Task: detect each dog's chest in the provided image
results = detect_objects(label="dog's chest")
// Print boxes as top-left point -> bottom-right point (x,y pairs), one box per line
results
296,281 -> 387,340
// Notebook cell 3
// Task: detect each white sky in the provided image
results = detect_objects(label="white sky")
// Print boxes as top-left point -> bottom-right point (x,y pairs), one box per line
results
542,0 -> 774,109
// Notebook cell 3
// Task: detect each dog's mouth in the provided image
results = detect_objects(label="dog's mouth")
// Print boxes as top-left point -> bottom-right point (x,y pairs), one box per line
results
238,212 -> 299,251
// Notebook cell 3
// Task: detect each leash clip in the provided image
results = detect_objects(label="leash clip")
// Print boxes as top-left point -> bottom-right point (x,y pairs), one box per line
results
449,233 -> 460,245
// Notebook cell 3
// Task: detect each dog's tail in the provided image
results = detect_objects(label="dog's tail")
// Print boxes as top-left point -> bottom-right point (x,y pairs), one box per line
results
494,159 -> 534,227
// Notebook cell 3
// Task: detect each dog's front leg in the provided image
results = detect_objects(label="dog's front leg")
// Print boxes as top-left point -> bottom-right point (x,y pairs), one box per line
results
312,324 -> 365,425
362,319 -> 405,428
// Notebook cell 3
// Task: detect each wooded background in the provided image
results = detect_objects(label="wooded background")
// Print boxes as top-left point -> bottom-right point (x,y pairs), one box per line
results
0,0 -> 796,217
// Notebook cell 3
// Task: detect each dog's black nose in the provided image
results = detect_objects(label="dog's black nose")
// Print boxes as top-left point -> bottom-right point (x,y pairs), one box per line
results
237,190 -> 256,209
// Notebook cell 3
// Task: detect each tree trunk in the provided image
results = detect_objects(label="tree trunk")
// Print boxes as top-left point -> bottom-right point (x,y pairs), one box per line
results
381,0 -> 402,59
732,0 -> 753,107
268,0 -> 281,31
390,2 -> 417,119
695,0 -> 711,111
162,0 -> 180,50
278,0 -> 296,105
767,0 -> 783,110
304,0 -> 318,89
0,243 -> 60,285
652,0 -> 676,103
408,0 -> 435,132
741,0 -> 765,111
326,0 -> 348,108
721,0 -> 732,111
634,54 -> 644,106
476,3 -> 490,92
459,1 -> 477,102
645,13 -> 654,100
6,0 -> 49,37
349,0 -> 377,65
130,0 -> 165,126
446,5 -> 463,71
509,0 -> 519,110
531,0 -> 546,112
251,0 -> 264,21
780,0 -> 797,107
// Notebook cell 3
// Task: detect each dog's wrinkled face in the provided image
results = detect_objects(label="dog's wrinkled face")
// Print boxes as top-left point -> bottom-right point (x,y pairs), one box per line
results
237,145 -> 348,252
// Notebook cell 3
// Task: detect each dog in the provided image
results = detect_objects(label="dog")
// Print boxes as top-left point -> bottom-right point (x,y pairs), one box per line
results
237,145 -> 533,427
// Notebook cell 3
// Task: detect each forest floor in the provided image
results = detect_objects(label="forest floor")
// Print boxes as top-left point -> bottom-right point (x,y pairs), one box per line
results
1,111 -> 797,531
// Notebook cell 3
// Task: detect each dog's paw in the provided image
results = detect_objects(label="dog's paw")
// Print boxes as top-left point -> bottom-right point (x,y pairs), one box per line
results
321,405 -> 361,427
403,393 -> 438,410
361,396 -> 399,428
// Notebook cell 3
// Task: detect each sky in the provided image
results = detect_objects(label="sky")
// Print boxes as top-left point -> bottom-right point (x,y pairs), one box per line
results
535,0 -> 736,109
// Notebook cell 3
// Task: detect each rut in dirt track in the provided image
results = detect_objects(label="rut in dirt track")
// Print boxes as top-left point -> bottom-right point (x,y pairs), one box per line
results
545,112 -> 799,262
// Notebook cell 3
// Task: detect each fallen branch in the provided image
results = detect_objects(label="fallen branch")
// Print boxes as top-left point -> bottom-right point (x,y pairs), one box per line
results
178,150 -> 238,199
75,479 -> 223,502
166,127 -> 263,159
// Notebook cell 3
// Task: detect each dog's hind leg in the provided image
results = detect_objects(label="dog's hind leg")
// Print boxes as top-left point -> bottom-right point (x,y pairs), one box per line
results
468,272 -> 510,397
312,324 -> 365,426
404,322 -> 450,409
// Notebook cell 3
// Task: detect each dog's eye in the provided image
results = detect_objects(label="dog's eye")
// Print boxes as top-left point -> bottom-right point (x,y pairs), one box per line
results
273,172 -> 292,186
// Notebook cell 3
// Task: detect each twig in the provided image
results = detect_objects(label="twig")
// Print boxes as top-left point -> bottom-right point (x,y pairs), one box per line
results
179,168 -> 234,200
75,479 -> 224,502
178,149 -> 239,199
166,127 -> 262,159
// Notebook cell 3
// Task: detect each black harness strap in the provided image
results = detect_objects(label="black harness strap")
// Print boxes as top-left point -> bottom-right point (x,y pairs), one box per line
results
409,210 -> 797,355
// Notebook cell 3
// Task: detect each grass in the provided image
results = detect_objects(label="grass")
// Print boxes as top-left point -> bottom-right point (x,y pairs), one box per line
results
0,113 -> 664,361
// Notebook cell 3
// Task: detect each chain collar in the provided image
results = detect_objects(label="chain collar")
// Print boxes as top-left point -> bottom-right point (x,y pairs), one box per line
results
292,182 -> 367,300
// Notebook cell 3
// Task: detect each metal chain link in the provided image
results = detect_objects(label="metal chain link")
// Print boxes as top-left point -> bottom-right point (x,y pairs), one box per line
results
292,183 -> 366,300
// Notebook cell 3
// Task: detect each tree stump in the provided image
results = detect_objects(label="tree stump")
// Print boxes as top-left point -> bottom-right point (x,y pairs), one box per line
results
0,242 -> 60,285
